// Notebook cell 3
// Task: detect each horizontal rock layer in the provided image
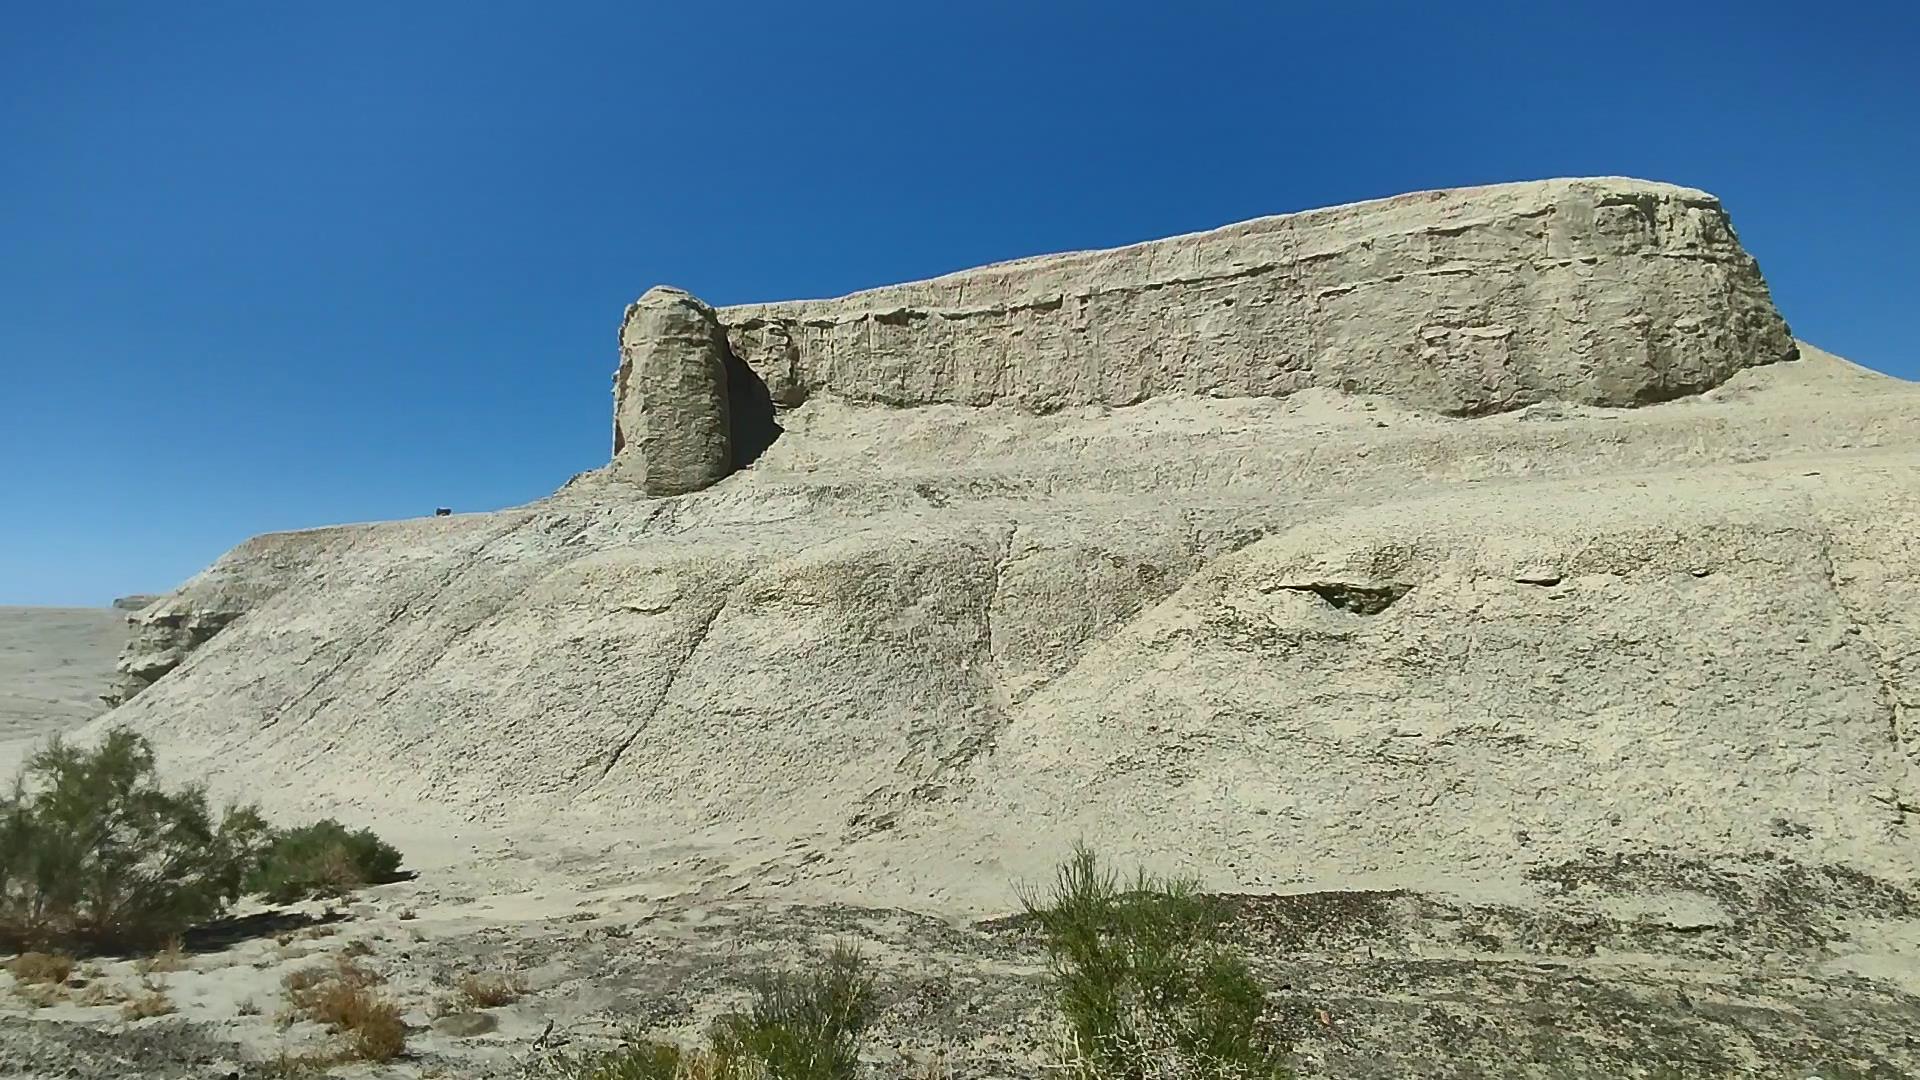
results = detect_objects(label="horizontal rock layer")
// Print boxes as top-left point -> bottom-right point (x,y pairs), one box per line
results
719,178 -> 1795,416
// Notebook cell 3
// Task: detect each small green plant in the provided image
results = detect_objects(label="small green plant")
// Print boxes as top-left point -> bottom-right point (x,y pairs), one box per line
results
0,730 -> 271,951
246,819 -> 404,903
1019,844 -> 1286,1080
547,947 -> 871,1080
710,943 -> 874,1080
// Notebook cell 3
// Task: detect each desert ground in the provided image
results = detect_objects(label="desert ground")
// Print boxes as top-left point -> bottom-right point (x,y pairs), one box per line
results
0,607 -> 127,751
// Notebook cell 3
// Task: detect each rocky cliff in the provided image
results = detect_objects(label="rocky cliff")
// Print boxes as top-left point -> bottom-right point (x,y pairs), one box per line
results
97,179 -> 1916,919
717,177 -> 1793,415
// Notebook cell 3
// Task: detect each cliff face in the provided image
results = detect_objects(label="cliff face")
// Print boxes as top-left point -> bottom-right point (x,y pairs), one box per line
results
95,181 -> 1919,919
716,178 -> 1794,416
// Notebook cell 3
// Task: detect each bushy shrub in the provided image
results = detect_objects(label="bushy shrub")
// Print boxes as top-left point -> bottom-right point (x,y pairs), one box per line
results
0,730 -> 270,951
245,819 -> 404,903
710,943 -> 874,1080
1020,844 -> 1287,1080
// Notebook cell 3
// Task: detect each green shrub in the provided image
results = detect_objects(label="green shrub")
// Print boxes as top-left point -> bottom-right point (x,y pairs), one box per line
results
548,947 -> 872,1080
1020,844 -> 1287,1080
710,943 -> 874,1080
246,819 -> 404,903
0,729 -> 270,951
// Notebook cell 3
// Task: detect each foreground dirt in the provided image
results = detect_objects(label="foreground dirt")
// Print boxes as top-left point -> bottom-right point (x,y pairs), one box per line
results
4,851 -> 1916,1079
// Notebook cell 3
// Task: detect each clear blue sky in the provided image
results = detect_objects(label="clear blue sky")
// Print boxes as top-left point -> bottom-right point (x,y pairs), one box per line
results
3,3 -> 1915,606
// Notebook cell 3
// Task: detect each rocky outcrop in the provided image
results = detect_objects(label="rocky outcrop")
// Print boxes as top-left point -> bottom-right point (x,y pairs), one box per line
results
102,527 -> 343,706
104,605 -> 243,706
612,287 -> 734,495
718,177 -> 1794,416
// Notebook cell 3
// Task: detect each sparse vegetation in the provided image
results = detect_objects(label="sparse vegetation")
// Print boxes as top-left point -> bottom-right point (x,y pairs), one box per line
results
710,943 -> 874,1080
0,730 -> 271,951
0,730 -> 405,954
282,955 -> 407,1062
247,819 -> 404,903
1019,844 -> 1287,1080
551,945 -> 872,1080
120,979 -> 175,1020
13,980 -> 67,1008
456,969 -> 530,1008
6,949 -> 72,984
71,980 -> 126,1007
136,936 -> 188,974
551,1039 -> 733,1080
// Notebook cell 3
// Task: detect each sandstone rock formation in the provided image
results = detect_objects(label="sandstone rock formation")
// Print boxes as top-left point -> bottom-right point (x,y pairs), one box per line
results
611,179 -> 1795,492
718,177 -> 1796,415
89,179 -> 1918,921
612,286 -> 733,495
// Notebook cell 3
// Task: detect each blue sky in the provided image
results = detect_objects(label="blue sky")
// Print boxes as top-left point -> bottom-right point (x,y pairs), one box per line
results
3,2 -> 1915,606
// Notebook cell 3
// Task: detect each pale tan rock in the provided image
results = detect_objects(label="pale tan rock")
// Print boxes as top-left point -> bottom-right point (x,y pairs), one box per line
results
721,177 -> 1795,416
612,286 -> 733,495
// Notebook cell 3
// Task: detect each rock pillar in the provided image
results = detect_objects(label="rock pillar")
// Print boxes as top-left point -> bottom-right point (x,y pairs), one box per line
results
613,286 -> 734,495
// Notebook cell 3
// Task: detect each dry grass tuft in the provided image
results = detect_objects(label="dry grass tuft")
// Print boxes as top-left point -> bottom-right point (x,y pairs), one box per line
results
455,970 -> 529,1008
282,954 -> 406,1063
120,980 -> 174,1020
6,950 -> 73,985
14,981 -> 67,1009
72,981 -> 125,1007
136,936 -> 188,975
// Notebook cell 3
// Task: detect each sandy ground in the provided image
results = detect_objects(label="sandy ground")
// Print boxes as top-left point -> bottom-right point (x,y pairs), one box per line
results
4,845 -> 1918,1078
0,607 -> 126,754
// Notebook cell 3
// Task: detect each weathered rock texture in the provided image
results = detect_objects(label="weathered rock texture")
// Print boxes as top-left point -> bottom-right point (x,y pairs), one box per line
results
612,286 -> 733,495
76,181 -> 1918,932
720,178 -> 1795,415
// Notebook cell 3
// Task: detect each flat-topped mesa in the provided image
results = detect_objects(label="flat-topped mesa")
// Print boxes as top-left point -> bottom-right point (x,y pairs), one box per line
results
613,177 -> 1795,488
